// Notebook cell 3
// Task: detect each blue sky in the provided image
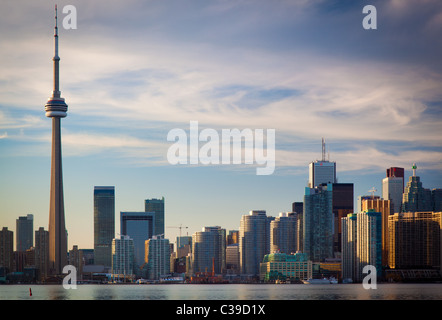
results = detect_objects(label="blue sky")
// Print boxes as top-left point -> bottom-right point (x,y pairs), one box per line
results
1,0 -> 441,250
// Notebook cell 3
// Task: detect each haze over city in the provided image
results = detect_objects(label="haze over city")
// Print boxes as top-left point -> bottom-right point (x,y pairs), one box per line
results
1,0 -> 441,251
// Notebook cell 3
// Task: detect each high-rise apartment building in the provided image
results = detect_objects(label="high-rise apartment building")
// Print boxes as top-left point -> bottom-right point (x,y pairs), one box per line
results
239,211 -> 274,276
341,214 -> 357,281
388,211 -> 441,270
112,235 -> 134,278
361,198 -> 391,267
35,227 -> 49,281
270,212 -> 297,254
226,244 -> 240,274
145,235 -> 170,280
120,211 -> 155,274
291,203 -> 303,252
308,139 -> 336,188
303,184 -> 334,262
0,227 -> 13,272
16,214 -> 33,252
382,167 -> 404,214
94,186 -> 115,267
227,230 -> 239,245
145,197 -> 165,237
69,245 -> 83,279
192,226 -> 226,275
341,210 -> 382,283
356,210 -> 382,282
402,165 -> 432,212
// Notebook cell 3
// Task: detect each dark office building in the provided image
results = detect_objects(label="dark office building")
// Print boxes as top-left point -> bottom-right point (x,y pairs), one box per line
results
16,214 -> 33,252
145,197 -> 165,237
94,186 -> 115,267
332,183 -> 354,256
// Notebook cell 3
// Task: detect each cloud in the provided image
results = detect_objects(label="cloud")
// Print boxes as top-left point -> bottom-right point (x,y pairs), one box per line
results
0,0 -> 441,176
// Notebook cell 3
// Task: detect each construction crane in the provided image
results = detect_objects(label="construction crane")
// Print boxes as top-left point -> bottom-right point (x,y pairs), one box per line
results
166,224 -> 189,238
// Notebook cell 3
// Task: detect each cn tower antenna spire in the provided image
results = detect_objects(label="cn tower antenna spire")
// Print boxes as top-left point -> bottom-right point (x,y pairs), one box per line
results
45,4 -> 68,276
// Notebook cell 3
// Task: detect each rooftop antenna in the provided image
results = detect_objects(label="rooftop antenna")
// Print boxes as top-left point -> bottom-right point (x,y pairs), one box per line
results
368,187 -> 377,199
412,163 -> 417,177
322,138 -> 326,162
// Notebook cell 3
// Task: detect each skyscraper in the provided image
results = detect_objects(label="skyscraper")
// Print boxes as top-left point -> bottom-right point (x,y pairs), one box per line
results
112,235 -> 134,279
303,184 -> 334,262
45,6 -> 68,275
145,236 -> 170,280
382,167 -> 404,214
402,164 -> 432,212
94,186 -> 115,267
292,202 -> 303,252
356,210 -> 382,282
16,214 -> 33,252
192,226 -> 226,275
239,210 -> 274,276
0,227 -> 13,273
145,197 -> 165,237
35,227 -> 49,281
308,138 -> 336,188
341,213 -> 357,281
270,212 -> 298,254
433,189 -> 442,212
120,211 -> 155,274
361,198 -> 391,267
332,183 -> 353,255
388,211 -> 441,270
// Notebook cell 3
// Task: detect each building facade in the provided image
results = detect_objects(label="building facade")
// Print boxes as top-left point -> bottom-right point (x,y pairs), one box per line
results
112,235 -> 134,279
120,211 -> 155,274
145,236 -> 170,280
356,210 -> 382,282
94,186 -> 115,267
260,252 -> 312,282
341,214 -> 357,281
303,184 -> 334,262
16,214 -> 33,252
35,227 -> 49,281
145,197 -> 165,237
239,211 -> 274,276
0,227 -> 13,273
388,211 -> 441,270
270,212 -> 297,254
382,167 -> 404,214
341,211 -> 382,283
361,198 -> 391,267
332,183 -> 354,256
308,161 -> 336,188
402,167 -> 433,213
192,226 -> 226,275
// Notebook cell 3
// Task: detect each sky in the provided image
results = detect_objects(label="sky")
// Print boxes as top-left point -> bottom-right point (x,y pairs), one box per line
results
1,0 -> 441,251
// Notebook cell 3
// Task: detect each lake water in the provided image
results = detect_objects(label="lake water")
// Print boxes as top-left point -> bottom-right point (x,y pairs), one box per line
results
1,283 -> 442,300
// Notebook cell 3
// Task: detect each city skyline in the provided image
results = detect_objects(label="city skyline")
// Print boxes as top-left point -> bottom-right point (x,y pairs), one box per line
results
1,0 -> 442,250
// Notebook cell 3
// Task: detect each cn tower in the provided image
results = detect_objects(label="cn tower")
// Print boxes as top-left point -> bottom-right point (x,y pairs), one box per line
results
45,5 -> 68,276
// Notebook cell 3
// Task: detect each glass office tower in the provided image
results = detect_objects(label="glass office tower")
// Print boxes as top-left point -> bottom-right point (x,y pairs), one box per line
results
16,214 -> 33,252
94,186 -> 115,267
120,211 -> 155,275
145,197 -> 165,237
303,184 -> 334,262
